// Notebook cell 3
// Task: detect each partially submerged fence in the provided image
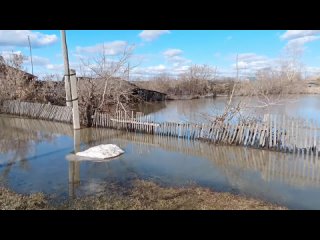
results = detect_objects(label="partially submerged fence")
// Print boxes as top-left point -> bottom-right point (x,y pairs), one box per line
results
0,100 -> 72,123
1,100 -> 319,156
92,110 -> 320,156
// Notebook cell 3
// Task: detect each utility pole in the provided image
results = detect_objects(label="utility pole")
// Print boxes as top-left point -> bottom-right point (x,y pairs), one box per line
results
61,30 -> 72,107
61,30 -> 80,130
70,69 -> 80,130
27,36 -> 33,75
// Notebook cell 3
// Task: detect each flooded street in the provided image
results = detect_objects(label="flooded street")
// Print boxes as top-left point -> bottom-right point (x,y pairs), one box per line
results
1,113 -> 320,209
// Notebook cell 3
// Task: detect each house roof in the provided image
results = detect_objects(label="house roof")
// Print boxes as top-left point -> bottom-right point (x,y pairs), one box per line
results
0,62 -> 37,79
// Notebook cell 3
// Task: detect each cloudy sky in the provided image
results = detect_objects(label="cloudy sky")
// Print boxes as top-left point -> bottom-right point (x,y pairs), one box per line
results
1,30 -> 320,79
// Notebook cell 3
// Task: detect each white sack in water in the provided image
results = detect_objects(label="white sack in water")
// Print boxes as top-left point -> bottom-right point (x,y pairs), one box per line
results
76,144 -> 124,159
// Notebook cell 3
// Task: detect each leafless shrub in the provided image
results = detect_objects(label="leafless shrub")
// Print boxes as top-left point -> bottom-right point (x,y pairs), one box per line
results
0,53 -> 36,102
34,74 -> 66,105
205,48 -> 304,126
77,44 -> 138,125
135,64 -> 219,97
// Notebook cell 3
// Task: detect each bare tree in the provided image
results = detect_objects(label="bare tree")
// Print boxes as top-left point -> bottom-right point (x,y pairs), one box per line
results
180,64 -> 217,95
77,44 -> 137,125
203,54 -> 247,125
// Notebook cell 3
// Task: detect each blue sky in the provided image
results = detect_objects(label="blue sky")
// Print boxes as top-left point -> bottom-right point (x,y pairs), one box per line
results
1,30 -> 320,79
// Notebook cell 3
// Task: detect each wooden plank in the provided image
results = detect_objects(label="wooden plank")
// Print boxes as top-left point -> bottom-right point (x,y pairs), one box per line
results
268,114 -> 272,148
312,119 -> 315,155
232,124 -> 239,144
237,123 -> 243,144
219,123 -> 225,143
281,115 -> 285,151
317,118 -> 320,156
227,124 -> 234,144
244,123 -> 250,146
273,115 -> 277,149
251,122 -> 258,146
304,118 -> 308,151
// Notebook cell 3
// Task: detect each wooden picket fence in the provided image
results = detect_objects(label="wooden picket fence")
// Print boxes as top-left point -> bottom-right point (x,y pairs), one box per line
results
0,100 -> 73,123
92,110 -> 320,156
1,100 -> 319,156
92,111 -> 158,134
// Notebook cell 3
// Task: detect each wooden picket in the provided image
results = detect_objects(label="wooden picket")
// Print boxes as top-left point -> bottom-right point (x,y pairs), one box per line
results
1,100 -> 72,123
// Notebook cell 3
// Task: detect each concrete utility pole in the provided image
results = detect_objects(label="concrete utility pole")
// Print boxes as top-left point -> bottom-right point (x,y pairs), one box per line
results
61,30 -> 80,130
61,30 -> 72,107
70,69 -> 80,130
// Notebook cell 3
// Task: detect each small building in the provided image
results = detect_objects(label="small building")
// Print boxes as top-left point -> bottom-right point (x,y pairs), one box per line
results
0,56 -> 37,82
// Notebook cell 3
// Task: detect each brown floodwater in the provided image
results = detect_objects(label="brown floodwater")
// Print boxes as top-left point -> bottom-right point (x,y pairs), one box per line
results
1,112 -> 320,209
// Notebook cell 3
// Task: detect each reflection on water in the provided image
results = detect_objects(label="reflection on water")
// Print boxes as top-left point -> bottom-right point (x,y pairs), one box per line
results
1,114 -> 320,209
137,95 -> 320,123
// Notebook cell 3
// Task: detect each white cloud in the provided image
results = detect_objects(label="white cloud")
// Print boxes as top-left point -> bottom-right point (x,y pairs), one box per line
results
280,30 -> 320,40
132,63 -> 193,78
226,36 -> 233,41
170,56 -> 191,66
139,30 -> 170,41
237,53 -> 268,62
286,35 -> 320,50
148,64 -> 166,71
281,30 -> 320,53
131,48 -> 192,77
45,63 -> 64,71
163,48 -> 183,57
163,48 -> 191,66
232,53 -> 272,70
75,41 -> 128,56
45,61 -> 79,72
26,56 -> 50,66
0,50 -> 22,60
173,65 -> 190,74
306,66 -> 320,74
133,64 -> 167,76
0,30 -> 57,47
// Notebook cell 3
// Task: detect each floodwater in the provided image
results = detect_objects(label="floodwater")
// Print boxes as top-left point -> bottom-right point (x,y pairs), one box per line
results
136,95 -> 320,123
1,114 -> 320,209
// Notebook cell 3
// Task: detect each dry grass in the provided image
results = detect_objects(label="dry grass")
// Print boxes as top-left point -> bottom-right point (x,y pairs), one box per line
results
63,180 -> 286,210
0,180 -> 286,210
0,187 -> 48,210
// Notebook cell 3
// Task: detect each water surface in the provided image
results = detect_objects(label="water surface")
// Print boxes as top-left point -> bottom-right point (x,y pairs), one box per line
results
136,95 -> 320,123
1,114 -> 320,209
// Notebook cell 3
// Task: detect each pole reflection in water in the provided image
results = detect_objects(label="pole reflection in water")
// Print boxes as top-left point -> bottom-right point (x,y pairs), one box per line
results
68,129 -> 81,198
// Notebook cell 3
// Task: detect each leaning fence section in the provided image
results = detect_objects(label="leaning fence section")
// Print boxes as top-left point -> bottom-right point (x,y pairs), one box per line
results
0,100 -> 73,123
92,111 -> 320,156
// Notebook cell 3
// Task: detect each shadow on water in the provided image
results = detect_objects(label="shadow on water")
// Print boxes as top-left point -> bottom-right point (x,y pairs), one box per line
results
1,114 -> 320,209
134,100 -> 167,115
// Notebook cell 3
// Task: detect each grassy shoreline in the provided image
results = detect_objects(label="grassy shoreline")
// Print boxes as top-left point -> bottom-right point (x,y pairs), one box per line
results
0,180 -> 286,210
